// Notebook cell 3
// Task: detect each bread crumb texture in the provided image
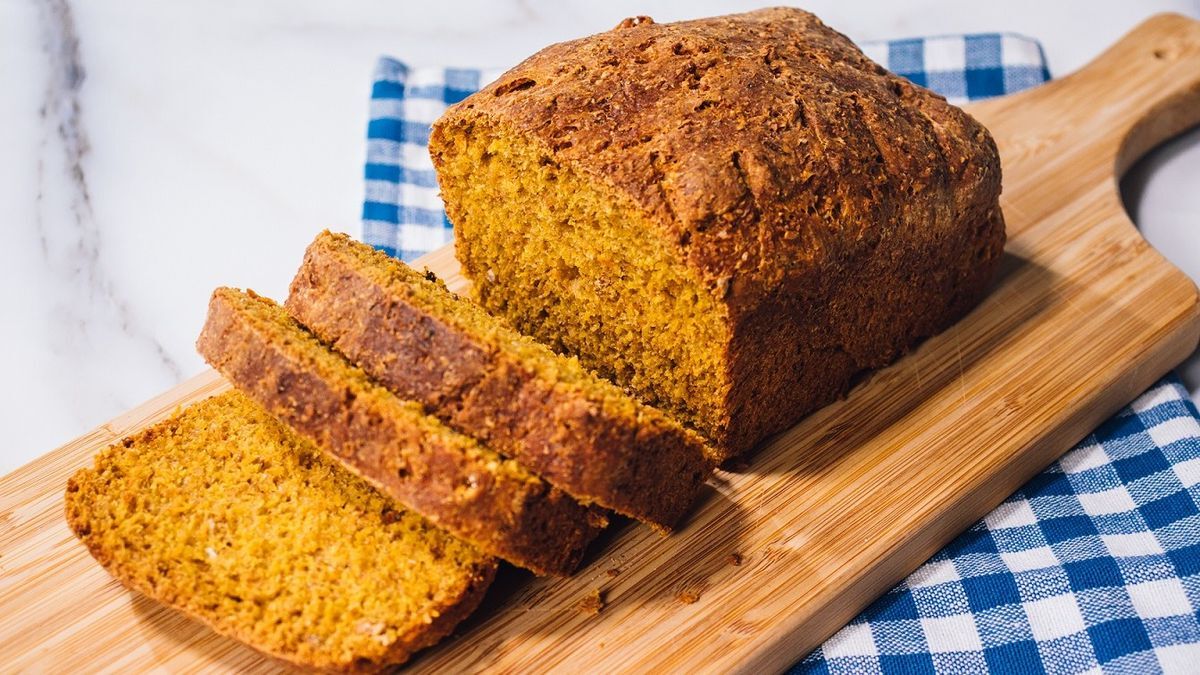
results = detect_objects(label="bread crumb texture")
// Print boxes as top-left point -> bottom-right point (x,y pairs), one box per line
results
65,391 -> 495,672
576,589 -> 606,615
434,121 -> 729,454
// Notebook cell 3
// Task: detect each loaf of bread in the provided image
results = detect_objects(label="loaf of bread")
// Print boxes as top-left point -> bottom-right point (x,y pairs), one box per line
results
65,391 -> 495,672
286,231 -> 711,531
430,8 -> 1005,460
197,287 -> 604,575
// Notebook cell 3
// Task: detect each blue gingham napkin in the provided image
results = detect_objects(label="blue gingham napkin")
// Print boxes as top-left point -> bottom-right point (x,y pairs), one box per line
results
797,378 -> 1200,674
364,32 -> 1200,673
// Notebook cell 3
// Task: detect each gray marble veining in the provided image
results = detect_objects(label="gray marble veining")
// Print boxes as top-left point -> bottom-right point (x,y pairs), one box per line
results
32,0 -> 181,442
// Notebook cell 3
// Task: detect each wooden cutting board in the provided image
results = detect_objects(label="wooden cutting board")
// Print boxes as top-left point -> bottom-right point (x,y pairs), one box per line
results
3,14 -> 1200,674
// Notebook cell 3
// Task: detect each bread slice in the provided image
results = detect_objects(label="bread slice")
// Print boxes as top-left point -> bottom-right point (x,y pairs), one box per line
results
65,391 -> 495,672
286,231 -> 711,531
429,8 -> 1004,461
197,287 -> 603,576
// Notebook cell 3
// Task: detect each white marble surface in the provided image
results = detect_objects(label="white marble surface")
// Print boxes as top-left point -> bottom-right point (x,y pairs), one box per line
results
2,0 -> 1198,476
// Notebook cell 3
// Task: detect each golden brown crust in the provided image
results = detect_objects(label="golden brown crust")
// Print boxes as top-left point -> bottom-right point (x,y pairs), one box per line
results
286,231 -> 710,530
196,288 -> 601,575
431,8 -> 1005,460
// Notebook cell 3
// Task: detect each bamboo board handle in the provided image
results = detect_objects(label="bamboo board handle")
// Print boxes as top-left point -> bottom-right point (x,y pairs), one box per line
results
970,13 -> 1200,174
967,13 -> 1200,240
1113,14 -> 1200,174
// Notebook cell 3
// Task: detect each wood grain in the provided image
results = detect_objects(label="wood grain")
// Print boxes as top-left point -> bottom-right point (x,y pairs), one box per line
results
3,13 -> 1200,674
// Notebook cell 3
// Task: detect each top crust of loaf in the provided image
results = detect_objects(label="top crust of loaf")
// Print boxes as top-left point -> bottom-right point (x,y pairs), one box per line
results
432,7 -> 1001,316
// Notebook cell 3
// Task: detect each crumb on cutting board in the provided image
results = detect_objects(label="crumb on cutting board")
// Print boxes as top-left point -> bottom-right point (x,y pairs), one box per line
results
727,552 -> 743,566
677,589 -> 701,605
577,589 -> 605,615
605,567 -> 621,578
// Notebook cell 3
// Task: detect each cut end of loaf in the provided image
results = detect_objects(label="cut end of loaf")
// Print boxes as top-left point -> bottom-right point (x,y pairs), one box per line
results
430,117 -> 733,453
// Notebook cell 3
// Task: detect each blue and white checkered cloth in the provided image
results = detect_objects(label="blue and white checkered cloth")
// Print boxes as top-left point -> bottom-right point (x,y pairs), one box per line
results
363,30 -> 1200,673
796,377 -> 1200,674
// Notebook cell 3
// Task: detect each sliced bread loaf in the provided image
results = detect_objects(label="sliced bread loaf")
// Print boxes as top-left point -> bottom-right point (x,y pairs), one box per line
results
65,390 -> 495,672
197,287 -> 603,576
286,231 -> 711,531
